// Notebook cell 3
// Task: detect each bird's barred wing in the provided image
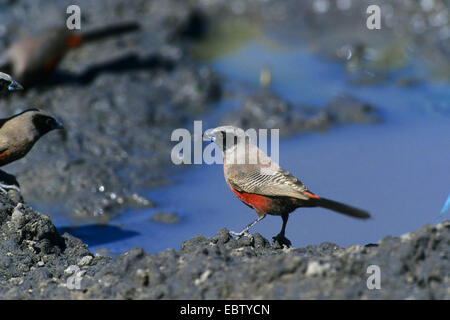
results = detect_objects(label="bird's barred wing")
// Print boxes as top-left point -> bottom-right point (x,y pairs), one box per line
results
228,165 -> 311,200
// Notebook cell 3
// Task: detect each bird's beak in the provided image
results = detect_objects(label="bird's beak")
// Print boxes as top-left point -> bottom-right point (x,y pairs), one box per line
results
54,118 -> 64,130
8,79 -> 23,91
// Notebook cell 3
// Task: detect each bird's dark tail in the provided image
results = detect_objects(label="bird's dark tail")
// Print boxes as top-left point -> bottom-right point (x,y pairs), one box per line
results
81,22 -> 140,43
314,197 -> 371,219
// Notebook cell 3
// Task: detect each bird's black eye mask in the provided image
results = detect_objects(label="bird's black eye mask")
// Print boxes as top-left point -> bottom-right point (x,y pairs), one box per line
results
0,79 -> 9,90
32,114 -> 63,136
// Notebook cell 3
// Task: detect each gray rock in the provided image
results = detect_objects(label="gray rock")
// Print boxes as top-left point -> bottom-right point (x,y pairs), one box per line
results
78,256 -> 93,267
150,212 -> 181,224
1,191 -> 448,299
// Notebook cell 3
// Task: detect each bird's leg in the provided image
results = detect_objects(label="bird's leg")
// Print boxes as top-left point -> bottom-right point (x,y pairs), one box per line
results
272,214 -> 292,247
230,215 -> 266,239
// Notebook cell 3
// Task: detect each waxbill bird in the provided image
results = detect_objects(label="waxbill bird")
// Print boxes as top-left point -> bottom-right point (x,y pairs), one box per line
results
206,125 -> 371,247
0,72 -> 23,96
0,108 -> 63,193
0,22 -> 140,85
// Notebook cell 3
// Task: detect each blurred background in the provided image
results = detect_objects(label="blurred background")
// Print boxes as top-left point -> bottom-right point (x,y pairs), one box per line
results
0,0 -> 448,255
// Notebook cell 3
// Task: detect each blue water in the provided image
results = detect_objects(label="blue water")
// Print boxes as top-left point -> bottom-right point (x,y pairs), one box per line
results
56,39 -> 450,255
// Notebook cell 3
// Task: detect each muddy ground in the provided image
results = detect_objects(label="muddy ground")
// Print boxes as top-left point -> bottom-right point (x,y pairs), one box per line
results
0,0 -> 448,299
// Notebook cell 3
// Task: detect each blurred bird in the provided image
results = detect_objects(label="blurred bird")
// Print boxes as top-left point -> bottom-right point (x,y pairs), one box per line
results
0,108 -> 63,193
0,22 -> 140,85
206,126 -> 371,246
0,72 -> 23,96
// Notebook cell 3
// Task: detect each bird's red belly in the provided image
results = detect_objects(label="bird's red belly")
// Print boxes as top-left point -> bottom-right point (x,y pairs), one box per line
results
230,187 -> 273,214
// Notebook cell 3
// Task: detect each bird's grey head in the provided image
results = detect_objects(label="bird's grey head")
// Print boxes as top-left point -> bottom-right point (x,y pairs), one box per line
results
0,72 -> 23,92
205,125 -> 248,151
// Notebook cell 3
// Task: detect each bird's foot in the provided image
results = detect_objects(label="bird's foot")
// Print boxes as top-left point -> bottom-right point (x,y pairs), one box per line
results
0,182 -> 21,194
0,182 -> 23,204
272,234 -> 292,248
230,230 -> 254,240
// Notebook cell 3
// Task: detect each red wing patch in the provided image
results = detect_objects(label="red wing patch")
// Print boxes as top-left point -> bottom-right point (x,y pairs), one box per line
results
44,56 -> 61,71
0,149 -> 11,165
0,149 -> 9,159
304,191 -> 320,199
230,187 -> 273,214
66,34 -> 82,48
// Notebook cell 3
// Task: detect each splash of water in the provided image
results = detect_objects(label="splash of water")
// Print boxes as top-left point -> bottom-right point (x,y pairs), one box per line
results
441,193 -> 450,216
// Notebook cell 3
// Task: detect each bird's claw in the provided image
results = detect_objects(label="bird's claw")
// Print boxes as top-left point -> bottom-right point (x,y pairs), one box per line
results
230,230 -> 253,240
272,234 -> 292,248
0,182 -> 21,194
